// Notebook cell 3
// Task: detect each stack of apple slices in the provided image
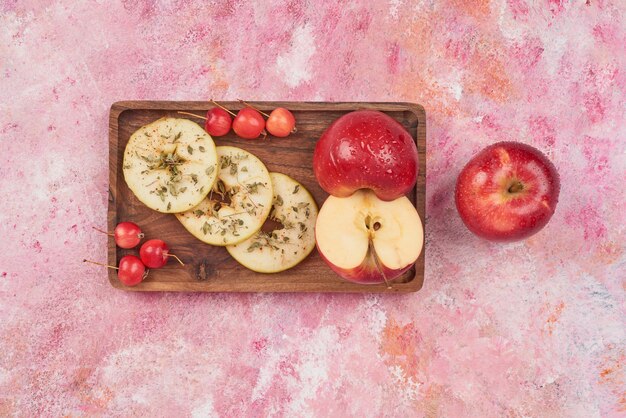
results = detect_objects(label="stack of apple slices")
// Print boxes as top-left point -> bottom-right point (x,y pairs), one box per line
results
313,110 -> 424,285
175,150 -> 318,272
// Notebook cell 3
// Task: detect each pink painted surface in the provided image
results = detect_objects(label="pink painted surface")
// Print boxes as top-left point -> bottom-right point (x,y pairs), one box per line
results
1,1 -> 625,416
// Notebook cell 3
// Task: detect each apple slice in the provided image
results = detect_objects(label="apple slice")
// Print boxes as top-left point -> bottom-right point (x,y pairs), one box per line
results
123,117 -> 218,213
176,146 -> 273,246
315,190 -> 423,284
227,172 -> 318,273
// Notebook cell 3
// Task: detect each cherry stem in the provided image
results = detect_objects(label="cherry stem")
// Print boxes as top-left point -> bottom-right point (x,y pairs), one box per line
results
210,99 -> 237,117
177,111 -> 206,120
167,253 -> 185,266
92,226 -> 114,237
368,240 -> 391,290
238,99 -> 270,118
83,259 -> 118,270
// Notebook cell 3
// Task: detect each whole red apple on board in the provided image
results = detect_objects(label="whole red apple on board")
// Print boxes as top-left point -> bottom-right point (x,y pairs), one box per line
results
455,141 -> 560,242
313,110 -> 418,201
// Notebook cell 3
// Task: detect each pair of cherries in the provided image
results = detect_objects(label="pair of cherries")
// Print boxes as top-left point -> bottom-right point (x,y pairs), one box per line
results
85,222 -> 183,286
180,100 -> 296,139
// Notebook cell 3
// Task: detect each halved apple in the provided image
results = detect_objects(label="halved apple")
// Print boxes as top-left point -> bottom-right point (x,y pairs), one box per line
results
123,117 -> 219,213
176,146 -> 273,246
227,172 -> 318,273
315,190 -> 423,284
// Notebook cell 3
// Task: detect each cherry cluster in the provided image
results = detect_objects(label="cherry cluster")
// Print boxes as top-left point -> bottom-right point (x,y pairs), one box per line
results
180,100 -> 296,140
84,222 -> 183,286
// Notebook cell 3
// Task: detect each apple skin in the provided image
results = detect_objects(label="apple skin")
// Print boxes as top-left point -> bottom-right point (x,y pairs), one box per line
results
315,239 -> 413,284
455,141 -> 560,242
313,110 -> 418,201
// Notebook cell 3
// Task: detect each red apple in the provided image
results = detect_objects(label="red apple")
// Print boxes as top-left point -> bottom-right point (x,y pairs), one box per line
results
315,190 -> 424,284
313,110 -> 418,201
455,141 -> 560,242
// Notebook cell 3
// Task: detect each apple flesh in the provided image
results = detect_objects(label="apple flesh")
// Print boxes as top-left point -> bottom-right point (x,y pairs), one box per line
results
455,141 -> 560,242
315,190 -> 424,284
313,110 -> 419,201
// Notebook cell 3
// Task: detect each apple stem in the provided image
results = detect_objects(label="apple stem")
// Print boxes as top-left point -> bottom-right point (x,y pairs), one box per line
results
368,240 -> 392,290
238,99 -> 270,118
210,99 -> 237,117
92,226 -> 114,237
83,259 -> 118,270
167,253 -> 185,266
177,111 -> 207,120
508,181 -> 524,194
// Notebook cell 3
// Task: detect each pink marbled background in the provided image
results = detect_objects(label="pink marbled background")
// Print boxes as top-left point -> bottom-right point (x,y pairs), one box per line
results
1,0 -> 625,416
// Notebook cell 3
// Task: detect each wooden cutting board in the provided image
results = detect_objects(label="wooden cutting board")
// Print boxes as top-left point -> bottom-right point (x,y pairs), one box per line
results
108,101 -> 426,292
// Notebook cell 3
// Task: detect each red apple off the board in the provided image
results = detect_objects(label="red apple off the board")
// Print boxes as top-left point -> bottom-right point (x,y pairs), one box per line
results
455,142 -> 560,242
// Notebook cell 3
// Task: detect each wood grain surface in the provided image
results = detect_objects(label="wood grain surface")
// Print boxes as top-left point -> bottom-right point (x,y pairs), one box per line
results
108,101 -> 426,292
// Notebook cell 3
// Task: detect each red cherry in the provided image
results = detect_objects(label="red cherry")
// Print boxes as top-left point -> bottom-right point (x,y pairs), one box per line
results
117,255 -> 148,286
83,256 -> 148,287
266,107 -> 296,137
232,108 -> 266,139
139,239 -> 184,268
205,107 -> 232,137
93,222 -> 144,249
114,222 -> 144,249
